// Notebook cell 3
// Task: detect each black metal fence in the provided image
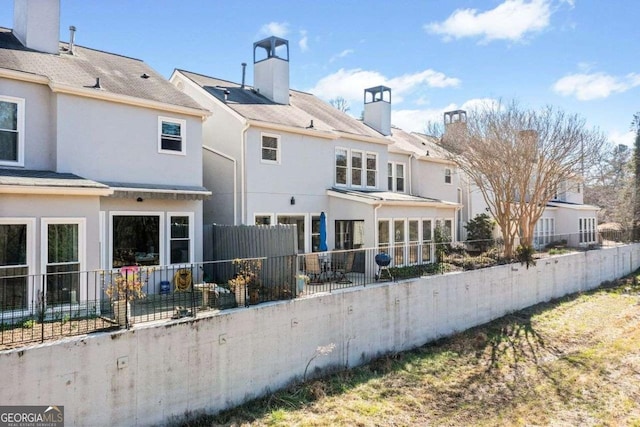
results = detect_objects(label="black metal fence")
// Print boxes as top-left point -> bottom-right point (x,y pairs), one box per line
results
0,230 -> 634,349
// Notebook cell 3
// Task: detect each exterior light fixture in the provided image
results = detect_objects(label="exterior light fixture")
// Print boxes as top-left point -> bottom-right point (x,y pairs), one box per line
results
290,196 -> 295,205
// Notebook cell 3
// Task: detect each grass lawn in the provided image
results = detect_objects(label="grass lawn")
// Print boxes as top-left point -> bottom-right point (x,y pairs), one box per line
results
182,274 -> 640,427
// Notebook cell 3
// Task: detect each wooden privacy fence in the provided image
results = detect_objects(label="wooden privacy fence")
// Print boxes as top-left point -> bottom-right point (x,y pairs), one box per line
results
205,224 -> 299,295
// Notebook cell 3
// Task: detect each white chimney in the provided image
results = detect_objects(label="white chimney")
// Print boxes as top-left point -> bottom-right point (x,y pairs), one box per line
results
253,36 -> 290,105
13,0 -> 60,55
363,86 -> 391,136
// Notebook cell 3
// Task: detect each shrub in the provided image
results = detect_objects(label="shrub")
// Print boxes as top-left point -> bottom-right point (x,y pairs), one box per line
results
465,213 -> 495,252
516,245 -> 537,269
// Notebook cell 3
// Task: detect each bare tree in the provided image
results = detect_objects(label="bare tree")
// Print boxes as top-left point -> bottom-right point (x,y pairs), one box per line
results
329,96 -> 350,113
440,101 -> 606,257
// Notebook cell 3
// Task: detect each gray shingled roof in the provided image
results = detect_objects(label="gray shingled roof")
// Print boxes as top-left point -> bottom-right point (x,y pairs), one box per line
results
178,70 -> 384,138
389,126 -> 450,160
0,168 -> 109,189
0,27 -> 203,111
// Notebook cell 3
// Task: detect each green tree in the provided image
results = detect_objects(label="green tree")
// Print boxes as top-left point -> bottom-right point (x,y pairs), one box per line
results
464,213 -> 495,252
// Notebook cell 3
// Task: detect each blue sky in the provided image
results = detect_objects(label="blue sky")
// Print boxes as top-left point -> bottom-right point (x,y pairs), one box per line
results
1,0 -> 637,146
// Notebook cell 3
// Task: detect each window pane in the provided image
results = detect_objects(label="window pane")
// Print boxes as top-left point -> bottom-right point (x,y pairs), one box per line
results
367,170 -> 376,187
48,224 -> 78,264
396,177 -> 404,192
170,240 -> 189,264
262,148 -> 277,161
0,266 -> 28,310
162,121 -> 181,137
388,163 -> 393,190
0,131 -> 18,161
47,263 -> 79,305
262,136 -> 278,149
366,153 -> 376,170
394,220 -> 405,243
352,169 -> 362,186
422,220 -> 432,241
336,149 -> 347,185
171,216 -> 189,239
161,136 -> 182,152
113,216 -> 159,267
0,101 -> 17,130
352,152 -> 362,169
409,221 -> 419,242
0,224 -> 27,266
378,220 -> 389,245
255,215 -> 271,225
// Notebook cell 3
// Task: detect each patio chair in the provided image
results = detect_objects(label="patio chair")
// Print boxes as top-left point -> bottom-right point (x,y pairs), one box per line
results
304,254 -> 323,283
334,251 -> 355,284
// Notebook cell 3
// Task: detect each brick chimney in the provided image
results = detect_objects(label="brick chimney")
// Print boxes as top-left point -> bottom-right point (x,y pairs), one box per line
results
13,0 -> 60,54
363,86 -> 391,136
253,36 -> 290,104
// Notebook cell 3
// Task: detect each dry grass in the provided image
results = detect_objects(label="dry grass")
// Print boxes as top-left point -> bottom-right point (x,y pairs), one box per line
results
183,275 -> 640,427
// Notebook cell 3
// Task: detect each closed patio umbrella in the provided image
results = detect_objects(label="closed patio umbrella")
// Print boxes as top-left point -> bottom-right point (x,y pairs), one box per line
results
319,211 -> 328,251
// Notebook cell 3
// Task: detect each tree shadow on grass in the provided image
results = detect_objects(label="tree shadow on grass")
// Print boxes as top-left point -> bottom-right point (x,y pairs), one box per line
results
176,276 -> 637,427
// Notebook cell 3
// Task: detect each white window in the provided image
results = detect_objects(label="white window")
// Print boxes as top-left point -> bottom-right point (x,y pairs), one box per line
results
254,214 -> 273,225
366,153 -> 377,187
111,213 -> 162,268
261,133 -> 280,163
393,219 -> 405,266
335,148 -> 348,186
158,117 -> 186,155
408,219 -> 419,264
378,219 -> 390,251
168,213 -> 193,264
41,219 -> 85,305
444,168 -> 452,184
0,219 -> 34,310
534,217 -> 555,248
579,217 -> 596,244
352,151 -> 363,186
0,95 -> 25,166
422,219 -> 433,263
388,162 -> 405,192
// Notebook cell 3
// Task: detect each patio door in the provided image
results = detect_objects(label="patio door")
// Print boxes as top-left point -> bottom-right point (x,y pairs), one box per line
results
277,215 -> 305,253
0,221 -> 31,310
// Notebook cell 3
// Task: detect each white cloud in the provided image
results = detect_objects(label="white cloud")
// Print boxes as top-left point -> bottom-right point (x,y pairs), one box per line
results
425,0 -> 551,43
299,30 -> 309,52
552,72 -> 640,100
608,130 -> 635,147
308,68 -> 460,105
329,49 -> 354,63
260,22 -> 289,38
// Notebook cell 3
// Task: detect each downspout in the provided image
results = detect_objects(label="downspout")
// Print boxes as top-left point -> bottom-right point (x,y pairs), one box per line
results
241,121 -> 250,224
202,145 -> 237,225
373,203 -> 383,247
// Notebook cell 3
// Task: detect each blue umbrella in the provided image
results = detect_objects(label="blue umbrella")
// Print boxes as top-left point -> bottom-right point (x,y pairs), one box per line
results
319,212 -> 328,251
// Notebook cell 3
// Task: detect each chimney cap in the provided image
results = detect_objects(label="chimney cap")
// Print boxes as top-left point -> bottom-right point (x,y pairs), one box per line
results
364,85 -> 391,104
253,36 -> 289,63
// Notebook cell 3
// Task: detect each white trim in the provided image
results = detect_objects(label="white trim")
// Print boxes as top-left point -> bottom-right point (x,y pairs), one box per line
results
0,185 -> 113,196
351,149 -> 364,187
108,211 -> 165,269
366,152 -> 378,189
388,161 -> 406,193
40,217 -> 87,304
0,95 -> 25,167
158,116 -> 187,156
99,211 -> 106,270
166,212 -> 195,265
260,132 -> 281,164
253,213 -> 275,226
444,167 -> 452,185
0,218 -> 35,314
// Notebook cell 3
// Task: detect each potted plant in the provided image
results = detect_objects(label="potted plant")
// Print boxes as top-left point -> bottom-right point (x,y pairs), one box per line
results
228,259 -> 262,307
106,266 -> 146,326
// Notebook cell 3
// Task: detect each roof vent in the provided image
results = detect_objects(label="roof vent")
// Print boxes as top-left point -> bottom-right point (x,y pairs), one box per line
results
241,62 -> 247,89
224,89 -> 230,102
91,77 -> 101,89
140,73 -> 150,79
68,26 -> 76,55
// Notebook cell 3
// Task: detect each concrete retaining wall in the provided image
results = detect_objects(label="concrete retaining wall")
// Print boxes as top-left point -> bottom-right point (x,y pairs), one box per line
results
2,244 -> 639,426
